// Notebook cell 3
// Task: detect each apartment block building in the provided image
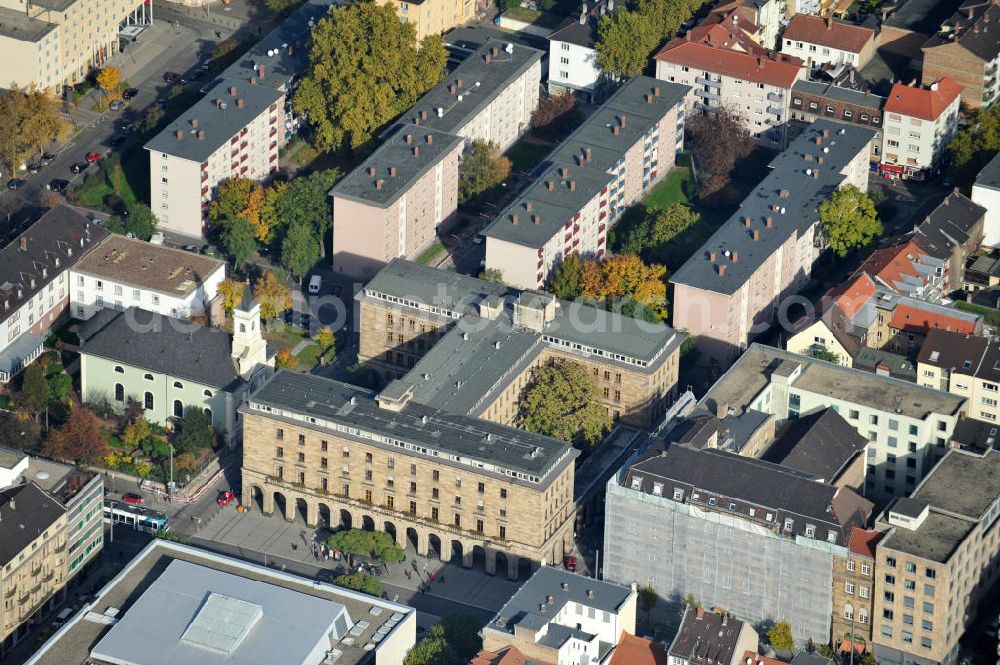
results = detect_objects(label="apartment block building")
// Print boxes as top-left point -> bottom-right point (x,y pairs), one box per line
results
405,40 -> 543,153
604,443 -> 873,645
916,329 -> 1000,425
910,191 -> 986,292
356,260 -> 684,429
670,121 -> 875,364
788,79 -> 885,165
921,0 -> 1000,110
880,79 -> 962,181
0,206 -> 108,384
973,152 -> 1000,247
329,127 -> 463,278
0,0 -> 147,92
831,528 -> 882,651
377,0 -> 472,41
241,370 -> 579,578
872,449 -> 1000,665
781,15 -> 876,70
654,37 -> 804,148
700,344 -> 967,501
145,0 -> 331,238
69,234 -> 225,320
547,0 -> 617,102
481,566 -> 637,664
484,77 -> 688,289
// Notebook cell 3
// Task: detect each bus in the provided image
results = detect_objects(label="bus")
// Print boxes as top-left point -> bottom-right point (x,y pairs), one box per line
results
103,500 -> 169,534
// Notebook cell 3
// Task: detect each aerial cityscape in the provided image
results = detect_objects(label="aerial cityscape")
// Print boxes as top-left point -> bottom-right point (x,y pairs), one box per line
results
0,0 -> 999,663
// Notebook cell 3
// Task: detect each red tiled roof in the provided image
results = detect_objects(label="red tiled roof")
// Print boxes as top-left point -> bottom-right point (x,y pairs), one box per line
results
469,646 -> 529,665
883,78 -> 963,121
655,42 -> 803,88
609,633 -> 669,665
847,527 -> 883,558
851,241 -> 928,293
888,301 -> 979,334
741,651 -> 786,665
782,14 -> 875,53
700,9 -> 763,41
681,22 -> 768,55
825,273 -> 876,320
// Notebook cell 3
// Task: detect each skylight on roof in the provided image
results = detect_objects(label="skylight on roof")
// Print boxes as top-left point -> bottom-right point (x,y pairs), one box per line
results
181,593 -> 263,655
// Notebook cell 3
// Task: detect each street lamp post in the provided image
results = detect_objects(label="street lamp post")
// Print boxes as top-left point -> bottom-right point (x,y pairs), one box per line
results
108,498 -> 116,544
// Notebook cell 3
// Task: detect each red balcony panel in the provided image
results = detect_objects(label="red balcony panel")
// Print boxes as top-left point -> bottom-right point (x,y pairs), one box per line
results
231,162 -> 239,170
240,166 -> 249,174
564,233 -> 572,242
269,141 -> 278,150
599,211 -> 607,221
599,199 -> 607,208
269,154 -> 278,162
564,221 -> 572,230
537,260 -> 544,269
269,103 -> 278,112
597,236 -> 606,246
270,116 -> 278,125
240,141 -> 248,150
240,154 -> 249,163
230,136 -> 239,145
537,272 -> 544,282
600,186 -> 608,195
598,224 -> 606,233
201,186 -> 209,196
241,127 -> 249,136
537,248 -> 543,258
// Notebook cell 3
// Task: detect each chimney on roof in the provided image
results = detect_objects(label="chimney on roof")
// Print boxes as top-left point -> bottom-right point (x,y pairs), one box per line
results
532,214 -> 541,225
414,117 -> 420,125
426,134 -> 433,144
765,216 -> 773,227
175,129 -> 184,140
191,118 -> 199,128
413,146 -> 420,156
258,65 -> 266,79
547,181 -> 555,191
484,53 -> 491,63
580,7 -> 587,24
645,93 -> 653,103
525,201 -> 533,211
375,179 -> 384,190
757,56 -> 764,69
198,130 -> 205,140
619,114 -> 627,128
569,180 -> 577,191
405,134 -> 413,144
389,166 -> 397,177
229,86 -> 237,96
826,16 -> 833,28
709,250 -> 717,261
752,229 -> 760,240
560,167 -> 569,178
654,86 -> 660,96
539,603 -> 547,613
804,153 -> 813,161
731,250 -> 738,262
742,216 -> 751,226
236,98 -> 245,108
613,126 -> 620,135
492,46 -> 499,56
368,166 -> 377,176
823,128 -> 830,138
19,236 -> 27,251
585,148 -> 592,160
717,263 -> 727,275
457,79 -> 463,87
250,77 -> 257,85
817,155 -> 825,165
449,84 -> 456,94
779,189 -> 789,198
815,136 -> 823,145
511,214 -> 519,225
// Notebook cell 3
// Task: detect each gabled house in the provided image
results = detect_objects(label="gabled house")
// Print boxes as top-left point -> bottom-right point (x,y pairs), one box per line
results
910,190 -> 986,292
851,240 -> 946,302
780,14 -> 876,70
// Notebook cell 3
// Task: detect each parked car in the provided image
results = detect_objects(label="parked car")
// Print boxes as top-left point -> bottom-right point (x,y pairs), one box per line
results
27,164 -> 41,174
109,135 -> 127,147
121,492 -> 143,505
564,555 -> 577,572
47,179 -> 69,192
122,88 -> 139,100
472,233 -> 485,245
70,163 -> 87,174
109,99 -> 125,111
39,152 -> 56,165
163,71 -> 180,83
217,490 -> 236,507
282,309 -> 294,325
308,274 -> 322,294
300,313 -> 312,329
85,151 -> 101,163
7,178 -> 25,190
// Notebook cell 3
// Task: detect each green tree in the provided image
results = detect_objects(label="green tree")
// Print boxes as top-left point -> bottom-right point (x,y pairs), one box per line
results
819,184 -> 882,257
105,202 -> 157,241
173,407 -> 215,454
264,0 -> 301,13
478,268 -> 505,284
212,38 -> 241,63
639,585 -> 658,622
811,346 -> 841,363
0,412 -> 41,452
96,66 -> 121,95
174,451 -> 199,474
48,373 -> 72,404
19,363 -> 50,415
253,271 -> 291,320
122,416 -> 152,447
459,140 -> 511,202
595,9 -> 658,79
315,327 -> 336,354
281,219 -> 321,277
947,105 -> 1000,186
293,2 -> 447,150
275,348 -> 298,369
768,619 -> 795,652
404,625 -> 457,665
547,252 -> 585,300
518,359 -> 611,447
682,592 -> 700,609
220,215 -> 258,267
333,572 -> 383,596
327,528 -> 405,562
0,85 -> 71,175
274,168 -> 342,258
439,613 -> 482,661
649,202 -> 699,244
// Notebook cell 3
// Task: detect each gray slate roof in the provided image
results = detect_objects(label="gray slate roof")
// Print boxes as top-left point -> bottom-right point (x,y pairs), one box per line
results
245,370 -> 578,484
669,607 -> 747,665
911,191 -> 986,259
486,76 -> 690,248
763,407 -> 866,482
853,346 -> 916,381
487,565 -> 633,636
670,121 -> 876,294
923,0 -> 1000,62
792,79 -> 885,110
0,206 -> 108,327
975,151 -> 1000,193
0,483 -> 66,566
78,308 -> 241,389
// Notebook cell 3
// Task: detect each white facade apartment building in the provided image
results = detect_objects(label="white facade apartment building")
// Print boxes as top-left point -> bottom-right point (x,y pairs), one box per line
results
547,1 -> 616,101
69,234 -> 226,320
881,79 -> 962,180
702,345 -> 967,503
654,42 -> 805,148
145,83 -> 284,238
780,14 -> 876,69
972,152 -> 1000,247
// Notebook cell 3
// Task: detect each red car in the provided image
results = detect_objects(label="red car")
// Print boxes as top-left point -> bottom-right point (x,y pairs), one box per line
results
85,151 -> 102,163
217,490 -> 236,506
564,555 -> 577,572
122,492 -> 143,505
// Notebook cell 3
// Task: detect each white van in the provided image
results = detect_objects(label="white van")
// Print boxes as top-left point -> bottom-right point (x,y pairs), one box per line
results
307,275 -> 322,295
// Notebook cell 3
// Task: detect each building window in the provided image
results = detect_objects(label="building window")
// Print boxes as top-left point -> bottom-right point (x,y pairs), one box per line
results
144,392 -> 153,410
885,556 -> 896,568
845,582 -> 855,594
844,604 -> 854,620
114,365 -> 125,374
277,428 -> 284,439
500,488 -> 507,499
173,400 -> 183,418
861,562 -> 870,576
276,447 -> 284,458
114,383 -> 124,402
144,373 -> 154,381
847,560 -> 856,572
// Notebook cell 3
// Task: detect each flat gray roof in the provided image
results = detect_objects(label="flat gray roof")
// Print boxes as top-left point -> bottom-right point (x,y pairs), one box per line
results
976,151 -> 1000,193
670,121 -> 876,294
880,509 -> 974,563
911,448 -> 1000,520
702,344 -> 965,421
403,39 -> 544,137
486,76 -> 690,248
0,6 -> 57,42
75,235 -> 224,296
91,559 -> 350,665
27,540 -> 414,665
244,370 -> 578,485
329,126 -> 463,207
361,257 -> 506,312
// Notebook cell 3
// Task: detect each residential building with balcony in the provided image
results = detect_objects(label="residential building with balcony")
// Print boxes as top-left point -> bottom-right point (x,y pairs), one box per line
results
921,0 -> 1000,110
377,0 -> 472,41
973,152 -> 1000,247
241,370 -> 579,578
481,566 -> 637,664
69,234 -> 226,320
669,608 -> 759,665
356,259 -> 684,429
787,79 -> 885,165
0,0 -> 149,92
0,206 -> 108,384
24,539 -> 417,665
484,77 -> 689,289
145,0 -> 332,238
669,121 -> 875,364
604,442 -> 873,645
880,79 -> 962,181
916,328 -> 1000,425
872,449 -> 1000,665
910,191 -> 986,292
781,15 -> 876,70
654,36 -> 804,148
700,344 -> 967,501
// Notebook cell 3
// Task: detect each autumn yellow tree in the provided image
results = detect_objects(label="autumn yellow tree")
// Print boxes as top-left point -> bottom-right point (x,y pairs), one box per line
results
209,178 -> 275,241
0,85 -> 71,175
96,66 -> 122,96
122,416 -> 152,447
254,271 -> 291,319
580,254 -> 669,322
217,278 -> 246,312
275,348 -> 298,369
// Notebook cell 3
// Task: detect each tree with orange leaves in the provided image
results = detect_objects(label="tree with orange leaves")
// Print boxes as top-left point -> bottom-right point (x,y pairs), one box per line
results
42,404 -> 109,464
579,253 -> 669,322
